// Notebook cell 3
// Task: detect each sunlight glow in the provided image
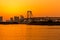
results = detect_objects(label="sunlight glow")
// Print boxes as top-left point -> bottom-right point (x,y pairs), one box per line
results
0,0 -> 60,20
0,0 -> 20,13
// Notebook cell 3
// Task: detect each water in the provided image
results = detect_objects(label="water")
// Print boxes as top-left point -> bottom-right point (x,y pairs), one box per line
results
0,24 -> 60,40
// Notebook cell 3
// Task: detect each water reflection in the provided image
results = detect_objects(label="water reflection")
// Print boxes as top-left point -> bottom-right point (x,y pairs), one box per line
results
0,24 -> 60,40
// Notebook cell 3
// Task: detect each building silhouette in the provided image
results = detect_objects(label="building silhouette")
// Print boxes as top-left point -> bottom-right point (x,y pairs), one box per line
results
20,15 -> 24,23
10,17 -> 13,22
0,16 -> 3,22
6,20 -> 9,22
14,16 -> 19,23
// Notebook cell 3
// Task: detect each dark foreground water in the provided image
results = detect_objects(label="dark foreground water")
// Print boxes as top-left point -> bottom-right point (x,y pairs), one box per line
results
0,24 -> 60,40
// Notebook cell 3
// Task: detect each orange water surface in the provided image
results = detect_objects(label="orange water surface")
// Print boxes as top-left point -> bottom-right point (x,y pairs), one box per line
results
0,24 -> 60,40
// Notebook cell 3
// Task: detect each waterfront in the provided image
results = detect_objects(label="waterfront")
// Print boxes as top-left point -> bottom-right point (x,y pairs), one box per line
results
0,24 -> 60,40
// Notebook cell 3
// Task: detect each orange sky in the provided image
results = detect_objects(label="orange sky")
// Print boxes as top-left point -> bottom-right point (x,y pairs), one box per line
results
0,0 -> 60,20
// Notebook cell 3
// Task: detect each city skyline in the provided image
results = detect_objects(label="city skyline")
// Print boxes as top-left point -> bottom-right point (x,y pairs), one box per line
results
0,0 -> 60,20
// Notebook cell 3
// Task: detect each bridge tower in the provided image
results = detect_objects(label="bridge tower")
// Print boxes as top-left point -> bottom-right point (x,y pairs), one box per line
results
27,10 -> 32,19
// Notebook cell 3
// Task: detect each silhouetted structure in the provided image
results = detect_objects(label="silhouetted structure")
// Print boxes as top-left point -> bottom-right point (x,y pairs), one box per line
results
0,16 -> 3,22
14,16 -> 19,23
27,10 -> 32,19
20,15 -> 24,23
6,20 -> 9,22
0,11 -> 60,25
26,10 -> 33,23
10,17 -> 13,22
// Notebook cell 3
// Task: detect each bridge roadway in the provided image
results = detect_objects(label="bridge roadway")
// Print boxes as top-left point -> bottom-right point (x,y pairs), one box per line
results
24,17 -> 60,23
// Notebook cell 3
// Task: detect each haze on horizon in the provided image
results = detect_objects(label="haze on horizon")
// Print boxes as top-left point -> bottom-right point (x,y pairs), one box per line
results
0,0 -> 60,20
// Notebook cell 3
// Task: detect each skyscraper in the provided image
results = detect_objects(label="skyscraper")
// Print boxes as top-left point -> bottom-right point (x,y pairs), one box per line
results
14,16 -> 19,23
20,15 -> 24,23
10,17 -> 13,22
0,16 -> 3,22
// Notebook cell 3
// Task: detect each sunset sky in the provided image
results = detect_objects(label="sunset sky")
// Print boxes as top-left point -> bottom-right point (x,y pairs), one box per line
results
0,0 -> 60,20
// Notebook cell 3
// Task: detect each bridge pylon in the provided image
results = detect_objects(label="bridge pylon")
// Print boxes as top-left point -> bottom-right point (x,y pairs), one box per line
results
27,10 -> 32,19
